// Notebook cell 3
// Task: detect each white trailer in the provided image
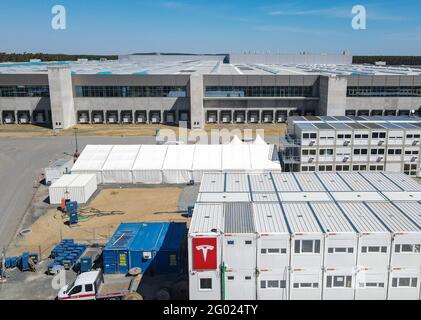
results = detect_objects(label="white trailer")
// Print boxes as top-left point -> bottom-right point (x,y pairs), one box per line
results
188,203 -> 224,300
223,203 -> 256,271
289,268 -> 323,300
253,202 -> 290,300
282,202 -> 324,268
323,268 -> 355,300
387,267 -> 421,300
45,158 -> 73,185
310,202 -> 358,269
49,174 -> 97,205
354,267 -> 388,300
338,202 -> 392,269
366,202 -> 421,268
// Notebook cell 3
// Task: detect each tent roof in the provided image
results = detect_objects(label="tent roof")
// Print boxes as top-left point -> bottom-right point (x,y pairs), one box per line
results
132,145 -> 168,170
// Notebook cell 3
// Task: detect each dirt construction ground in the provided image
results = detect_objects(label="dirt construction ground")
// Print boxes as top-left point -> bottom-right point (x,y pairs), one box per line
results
7,187 -> 191,258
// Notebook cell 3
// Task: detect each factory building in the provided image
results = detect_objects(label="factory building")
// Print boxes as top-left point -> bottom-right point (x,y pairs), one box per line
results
281,116 -> 421,176
1,54 -> 421,130
188,172 -> 421,300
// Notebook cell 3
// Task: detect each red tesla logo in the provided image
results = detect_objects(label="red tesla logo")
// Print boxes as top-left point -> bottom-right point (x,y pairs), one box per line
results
192,238 -> 217,270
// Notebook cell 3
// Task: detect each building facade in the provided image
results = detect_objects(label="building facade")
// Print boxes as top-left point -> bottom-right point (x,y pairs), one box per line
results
1,55 -> 421,130
282,116 -> 421,176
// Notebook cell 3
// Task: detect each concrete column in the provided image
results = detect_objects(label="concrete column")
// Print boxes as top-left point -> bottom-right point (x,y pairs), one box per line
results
47,66 -> 76,130
318,75 -> 348,116
189,74 -> 204,129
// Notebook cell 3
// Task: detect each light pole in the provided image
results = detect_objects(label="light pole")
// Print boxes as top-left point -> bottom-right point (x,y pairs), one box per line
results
73,127 -> 80,161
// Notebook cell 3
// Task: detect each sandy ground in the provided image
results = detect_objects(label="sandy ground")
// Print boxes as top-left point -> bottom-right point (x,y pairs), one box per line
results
7,187 -> 190,258
0,123 -> 287,138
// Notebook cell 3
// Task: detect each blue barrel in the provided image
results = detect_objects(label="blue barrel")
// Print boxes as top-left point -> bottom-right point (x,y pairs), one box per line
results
80,256 -> 93,273
54,256 -> 64,265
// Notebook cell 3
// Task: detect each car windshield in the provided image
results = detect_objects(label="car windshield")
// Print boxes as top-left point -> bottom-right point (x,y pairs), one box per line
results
66,281 -> 76,294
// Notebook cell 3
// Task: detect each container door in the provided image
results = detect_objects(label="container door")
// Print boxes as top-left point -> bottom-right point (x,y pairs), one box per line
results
225,271 -> 256,300
117,250 -> 129,274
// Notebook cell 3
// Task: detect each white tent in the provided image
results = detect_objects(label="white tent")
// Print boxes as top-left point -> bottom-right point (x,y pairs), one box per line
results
222,144 -> 251,172
101,145 -> 141,184
250,145 -> 282,172
71,145 -> 113,184
192,145 -> 223,182
49,174 -> 97,205
230,135 -> 244,145
132,145 -> 168,184
162,145 -> 195,183
253,135 -> 267,145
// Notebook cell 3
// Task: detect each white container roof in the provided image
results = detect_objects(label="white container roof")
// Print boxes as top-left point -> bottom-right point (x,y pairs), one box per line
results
248,173 -> 276,192
316,173 -> 351,192
199,173 -> 225,193
224,203 -> 255,234
225,173 -> 250,192
189,203 -> 224,234
359,172 -> 402,192
381,173 -> 421,191
50,174 -> 78,188
382,192 -> 421,201
197,192 -> 251,203
102,145 -> 141,170
337,173 -> 377,191
278,192 -> 332,202
293,173 -> 326,192
252,193 -> 279,202
365,202 -> 420,233
253,203 -> 289,234
337,202 -> 389,233
132,145 -> 168,170
330,192 -> 386,202
393,202 -> 421,228
281,202 -> 322,233
271,173 -> 301,192
71,145 -> 113,171
68,174 -> 97,187
162,145 -> 195,170
310,202 -> 355,233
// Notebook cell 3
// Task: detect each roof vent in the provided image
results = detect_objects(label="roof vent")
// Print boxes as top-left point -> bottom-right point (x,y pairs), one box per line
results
298,214 -> 303,218
205,215 -> 210,219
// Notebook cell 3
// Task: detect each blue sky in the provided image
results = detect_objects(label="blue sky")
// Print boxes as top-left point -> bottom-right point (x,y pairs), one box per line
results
0,0 -> 420,55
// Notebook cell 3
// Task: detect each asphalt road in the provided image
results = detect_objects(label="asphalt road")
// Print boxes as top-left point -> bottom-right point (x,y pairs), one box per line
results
0,136 -> 155,249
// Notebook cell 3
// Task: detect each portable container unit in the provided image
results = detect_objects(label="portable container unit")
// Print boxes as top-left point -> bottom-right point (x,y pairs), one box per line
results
365,202 -> 421,268
199,173 -> 225,193
338,202 -> 391,269
393,202 -> 421,228
49,174 -> 97,205
71,145 -> 114,184
101,145 -> 141,184
188,203 -> 224,301
323,268 -> 355,300
197,192 -> 251,203
289,268 -> 323,300
309,202 -> 358,269
225,173 -> 250,192
271,172 -> 301,192
257,269 -> 289,300
292,173 -> 327,192
359,172 -> 402,192
381,172 -> 421,192
191,145 -> 222,182
337,172 -> 377,192
45,158 -> 73,185
132,145 -> 168,184
224,270 -> 257,300
315,173 -> 351,192
387,267 -> 421,300
282,202 -> 324,268
103,222 -> 186,275
248,173 -> 276,193
223,203 -> 257,271
354,267 -> 388,300
162,145 -> 195,184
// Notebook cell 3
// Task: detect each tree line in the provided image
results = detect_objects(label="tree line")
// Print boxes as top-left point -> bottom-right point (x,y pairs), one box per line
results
354,56 -> 421,66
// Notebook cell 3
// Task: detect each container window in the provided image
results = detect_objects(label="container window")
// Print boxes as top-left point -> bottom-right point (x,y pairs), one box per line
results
294,240 -> 300,253
312,283 -> 319,288
381,246 -> 387,253
411,278 -> 417,287
281,248 -> 287,254
268,280 -> 279,288
395,244 -> 400,253
361,246 -> 367,253
326,276 -> 332,288
293,283 -> 299,288
368,246 -> 380,253
399,278 -> 410,287
228,276 -> 234,280
280,280 -> 286,289
300,283 -> 312,288
261,249 -> 267,254
200,278 -> 212,290
245,240 -> 252,245
392,278 -> 398,287
347,248 -> 353,253
268,248 -> 280,254
401,244 -> 413,252
245,276 -> 252,280
328,248 -> 334,253
260,281 -> 266,289
333,276 -> 344,287
314,240 -> 320,253
227,240 -> 235,245
415,245 -> 420,253
302,240 -> 314,253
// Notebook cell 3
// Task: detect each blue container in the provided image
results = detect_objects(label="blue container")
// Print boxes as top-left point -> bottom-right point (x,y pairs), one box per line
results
54,257 -> 64,265
103,222 -> 186,275
80,256 -> 93,273
5,256 -> 19,269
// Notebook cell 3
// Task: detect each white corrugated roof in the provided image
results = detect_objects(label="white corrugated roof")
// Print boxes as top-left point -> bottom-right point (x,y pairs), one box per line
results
225,173 -> 250,192
68,174 -> 96,187
337,173 -> 377,191
189,203 -> 224,234
248,173 -> 275,192
199,173 -> 225,193
316,173 -> 351,191
310,202 -> 355,233
253,203 -> 289,233
337,202 -> 389,233
382,192 -> 421,201
393,202 -> 421,228
252,193 -> 279,202
381,173 -> 421,191
50,174 -> 78,188
330,192 -> 386,202
282,202 -> 322,233
366,202 -> 420,232
278,192 -> 332,202
359,172 -> 402,192
197,192 -> 251,203
293,173 -> 326,192
271,173 -> 301,192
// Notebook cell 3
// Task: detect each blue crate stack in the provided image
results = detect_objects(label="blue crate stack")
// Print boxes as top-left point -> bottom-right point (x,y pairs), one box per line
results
49,239 -> 86,271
